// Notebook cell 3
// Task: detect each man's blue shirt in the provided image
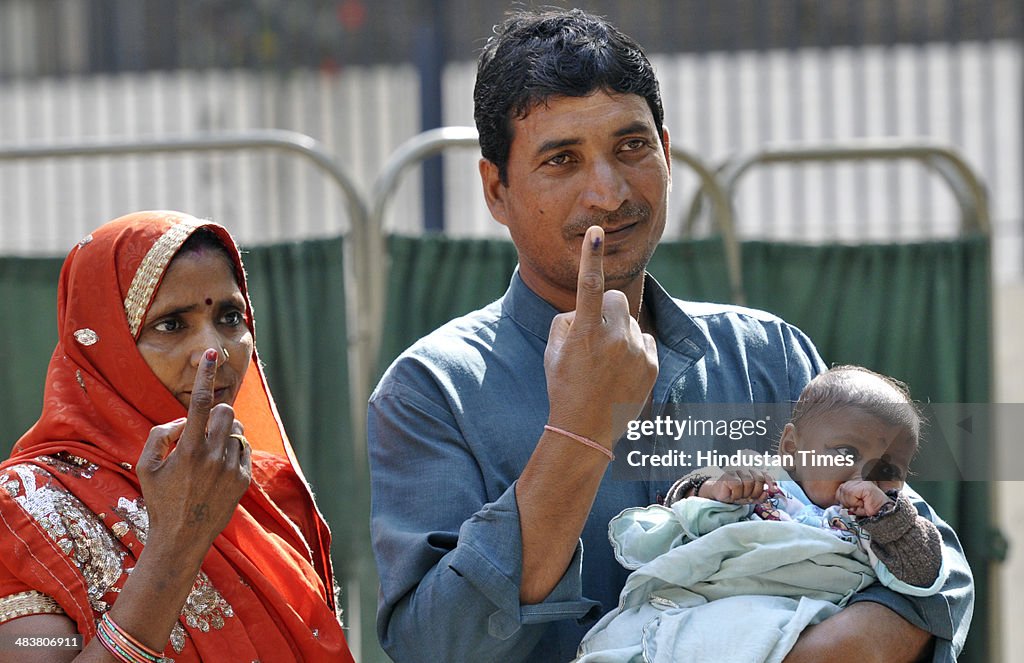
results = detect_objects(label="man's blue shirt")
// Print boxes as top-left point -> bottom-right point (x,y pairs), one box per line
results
368,272 -> 972,662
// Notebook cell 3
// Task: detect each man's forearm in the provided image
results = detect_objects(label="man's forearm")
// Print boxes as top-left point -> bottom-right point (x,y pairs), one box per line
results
516,430 -> 610,604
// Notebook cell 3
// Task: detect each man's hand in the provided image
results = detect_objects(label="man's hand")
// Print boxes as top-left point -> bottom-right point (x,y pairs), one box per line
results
543,226 -> 658,449
783,602 -> 933,663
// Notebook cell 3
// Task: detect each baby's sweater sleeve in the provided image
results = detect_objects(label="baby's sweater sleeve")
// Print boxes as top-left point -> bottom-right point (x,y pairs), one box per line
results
857,491 -> 944,589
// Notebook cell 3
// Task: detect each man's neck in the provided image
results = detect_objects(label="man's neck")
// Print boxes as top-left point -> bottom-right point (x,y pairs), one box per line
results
523,271 -> 648,323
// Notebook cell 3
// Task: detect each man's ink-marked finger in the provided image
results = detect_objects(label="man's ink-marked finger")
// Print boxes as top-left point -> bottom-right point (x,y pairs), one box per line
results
574,226 -> 605,327
181,348 -> 218,450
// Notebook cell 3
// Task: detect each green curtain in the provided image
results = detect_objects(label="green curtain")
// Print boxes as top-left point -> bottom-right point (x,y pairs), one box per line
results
227,238 -> 382,662
380,234 -> 521,372
240,238 -> 361,577
0,256 -> 62,447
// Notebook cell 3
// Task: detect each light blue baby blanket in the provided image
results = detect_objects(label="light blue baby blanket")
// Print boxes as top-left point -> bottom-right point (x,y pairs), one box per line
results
575,498 -> 878,663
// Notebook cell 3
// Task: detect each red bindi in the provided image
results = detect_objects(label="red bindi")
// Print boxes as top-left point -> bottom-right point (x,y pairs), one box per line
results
205,298 -> 213,306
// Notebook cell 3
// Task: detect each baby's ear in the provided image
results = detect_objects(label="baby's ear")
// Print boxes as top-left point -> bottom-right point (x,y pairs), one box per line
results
779,423 -> 798,456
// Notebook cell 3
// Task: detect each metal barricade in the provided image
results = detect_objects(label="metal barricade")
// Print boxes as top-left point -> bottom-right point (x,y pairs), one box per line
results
686,140 -> 990,237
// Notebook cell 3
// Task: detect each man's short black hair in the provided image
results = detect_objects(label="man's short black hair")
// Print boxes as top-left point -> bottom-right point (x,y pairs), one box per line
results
474,8 -> 665,184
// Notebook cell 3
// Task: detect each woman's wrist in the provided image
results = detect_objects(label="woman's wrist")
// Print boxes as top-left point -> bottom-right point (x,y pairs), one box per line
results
106,542 -> 206,655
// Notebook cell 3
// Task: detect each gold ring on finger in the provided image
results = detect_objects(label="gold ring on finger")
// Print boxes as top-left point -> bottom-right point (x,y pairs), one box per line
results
228,433 -> 249,448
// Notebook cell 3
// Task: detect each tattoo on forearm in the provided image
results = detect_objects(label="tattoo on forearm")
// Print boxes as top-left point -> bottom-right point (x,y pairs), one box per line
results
188,503 -> 209,524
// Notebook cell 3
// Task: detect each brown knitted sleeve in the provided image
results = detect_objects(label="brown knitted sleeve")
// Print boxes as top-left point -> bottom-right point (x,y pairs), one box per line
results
857,491 -> 943,588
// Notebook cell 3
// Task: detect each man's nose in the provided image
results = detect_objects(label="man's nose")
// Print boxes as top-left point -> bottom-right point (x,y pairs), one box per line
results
582,159 -> 629,212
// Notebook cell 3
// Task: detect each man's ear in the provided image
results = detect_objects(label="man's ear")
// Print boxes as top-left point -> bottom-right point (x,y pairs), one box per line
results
661,126 -> 671,178
479,158 -> 509,228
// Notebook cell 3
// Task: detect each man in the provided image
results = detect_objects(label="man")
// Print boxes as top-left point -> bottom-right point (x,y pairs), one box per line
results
368,8 -> 972,662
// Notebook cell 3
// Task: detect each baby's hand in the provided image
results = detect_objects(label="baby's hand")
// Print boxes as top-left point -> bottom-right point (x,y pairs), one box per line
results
836,479 -> 894,517
699,468 -> 776,504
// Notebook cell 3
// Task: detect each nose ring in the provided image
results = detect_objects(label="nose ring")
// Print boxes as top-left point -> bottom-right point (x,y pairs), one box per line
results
221,347 -> 230,361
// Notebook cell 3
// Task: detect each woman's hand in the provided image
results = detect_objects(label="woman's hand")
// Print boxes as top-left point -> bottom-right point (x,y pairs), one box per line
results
136,348 -> 251,552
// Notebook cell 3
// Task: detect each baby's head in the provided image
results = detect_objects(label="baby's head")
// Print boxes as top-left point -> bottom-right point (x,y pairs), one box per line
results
779,365 -> 921,509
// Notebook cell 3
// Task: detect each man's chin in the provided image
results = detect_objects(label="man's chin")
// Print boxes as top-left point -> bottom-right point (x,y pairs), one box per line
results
602,254 -> 651,286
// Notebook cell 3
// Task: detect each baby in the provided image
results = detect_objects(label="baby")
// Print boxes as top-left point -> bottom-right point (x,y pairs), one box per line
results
576,366 -> 949,663
665,364 -> 943,590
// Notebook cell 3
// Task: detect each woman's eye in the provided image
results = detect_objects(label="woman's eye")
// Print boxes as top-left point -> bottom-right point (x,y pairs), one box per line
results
153,319 -> 181,333
222,310 -> 244,326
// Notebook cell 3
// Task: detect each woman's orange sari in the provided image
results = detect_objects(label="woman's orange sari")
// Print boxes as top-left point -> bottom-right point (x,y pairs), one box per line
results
0,212 -> 354,662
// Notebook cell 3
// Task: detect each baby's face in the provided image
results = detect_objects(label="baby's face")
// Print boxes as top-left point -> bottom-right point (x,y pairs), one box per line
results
780,407 -> 915,510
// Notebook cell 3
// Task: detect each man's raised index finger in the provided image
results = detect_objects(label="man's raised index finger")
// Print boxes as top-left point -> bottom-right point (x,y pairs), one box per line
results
181,348 -> 218,447
575,225 -> 605,326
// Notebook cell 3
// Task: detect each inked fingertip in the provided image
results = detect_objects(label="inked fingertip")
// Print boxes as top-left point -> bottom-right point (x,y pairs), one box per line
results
592,235 -> 602,250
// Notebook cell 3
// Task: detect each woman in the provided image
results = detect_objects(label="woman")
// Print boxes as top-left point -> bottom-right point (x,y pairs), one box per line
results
0,211 -> 355,662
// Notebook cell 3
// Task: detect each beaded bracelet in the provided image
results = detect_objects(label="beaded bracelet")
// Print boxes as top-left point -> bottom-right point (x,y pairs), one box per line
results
96,612 -> 171,663
663,472 -> 711,506
543,425 -> 614,461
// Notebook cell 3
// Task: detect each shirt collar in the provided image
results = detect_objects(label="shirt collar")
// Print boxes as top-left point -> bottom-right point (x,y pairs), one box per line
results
501,268 -> 708,362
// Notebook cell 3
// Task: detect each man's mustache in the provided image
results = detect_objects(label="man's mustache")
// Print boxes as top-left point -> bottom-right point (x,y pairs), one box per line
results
564,201 -> 652,236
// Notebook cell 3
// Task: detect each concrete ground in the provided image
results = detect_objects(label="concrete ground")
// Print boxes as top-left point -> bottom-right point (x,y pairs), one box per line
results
995,280 -> 1024,663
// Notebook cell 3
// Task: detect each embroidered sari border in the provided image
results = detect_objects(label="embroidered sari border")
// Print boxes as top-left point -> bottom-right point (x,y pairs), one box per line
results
0,590 -> 65,623
123,219 -> 202,338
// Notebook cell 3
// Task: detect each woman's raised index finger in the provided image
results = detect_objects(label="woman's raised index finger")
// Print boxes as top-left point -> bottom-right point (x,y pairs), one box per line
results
181,348 -> 218,446
574,226 -> 606,326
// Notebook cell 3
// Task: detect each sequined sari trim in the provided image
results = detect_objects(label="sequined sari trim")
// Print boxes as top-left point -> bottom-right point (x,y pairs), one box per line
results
1,463 -> 126,610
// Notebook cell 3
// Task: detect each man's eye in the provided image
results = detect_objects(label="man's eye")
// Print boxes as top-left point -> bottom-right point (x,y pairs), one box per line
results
545,154 -> 572,166
621,139 -> 647,151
